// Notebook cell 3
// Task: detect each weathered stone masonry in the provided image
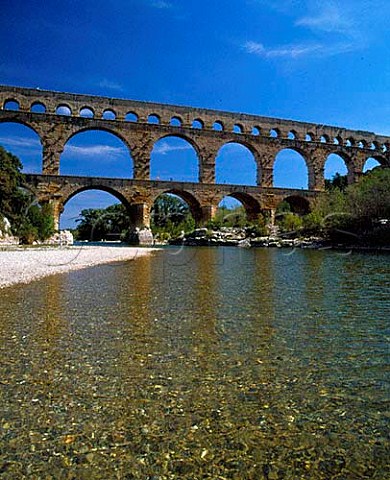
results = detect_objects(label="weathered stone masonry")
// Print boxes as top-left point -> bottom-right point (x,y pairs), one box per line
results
1,85 -> 389,230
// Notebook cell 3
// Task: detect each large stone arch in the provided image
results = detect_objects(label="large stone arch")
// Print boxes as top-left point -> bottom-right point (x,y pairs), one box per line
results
59,126 -> 134,179
324,150 -> 355,184
150,134 -> 201,182
215,139 -> 263,186
272,146 -> 313,189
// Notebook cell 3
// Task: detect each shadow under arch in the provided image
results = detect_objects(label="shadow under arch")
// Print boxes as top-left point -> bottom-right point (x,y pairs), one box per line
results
273,147 -> 311,189
281,195 -> 311,215
218,191 -> 262,221
0,119 -> 43,173
151,134 -> 200,182
216,140 -> 260,186
151,188 -> 203,225
60,127 -> 133,178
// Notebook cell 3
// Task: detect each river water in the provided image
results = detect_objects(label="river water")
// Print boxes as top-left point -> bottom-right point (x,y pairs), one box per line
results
0,247 -> 389,479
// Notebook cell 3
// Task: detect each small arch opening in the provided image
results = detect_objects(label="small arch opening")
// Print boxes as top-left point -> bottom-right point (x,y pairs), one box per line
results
233,124 -> 243,134
125,112 -> 138,122
148,114 -> 160,125
288,131 -> 296,140
213,121 -> 224,132
3,100 -> 20,111
31,102 -> 46,113
56,104 -> 72,116
102,109 -> 116,120
80,107 -> 94,118
333,136 -> 342,145
305,133 -> 315,142
170,116 -> 182,127
320,135 -> 329,143
192,119 -> 203,129
252,126 -> 260,136
270,129 -> 279,138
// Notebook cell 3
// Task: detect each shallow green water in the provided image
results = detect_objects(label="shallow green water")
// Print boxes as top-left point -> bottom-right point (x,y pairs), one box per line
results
0,247 -> 389,479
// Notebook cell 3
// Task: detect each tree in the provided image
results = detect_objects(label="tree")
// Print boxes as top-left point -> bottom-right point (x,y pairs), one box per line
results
325,173 -> 348,191
0,146 -> 55,243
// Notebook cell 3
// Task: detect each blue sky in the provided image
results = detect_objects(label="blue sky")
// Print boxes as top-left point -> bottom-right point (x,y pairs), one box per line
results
0,0 -> 388,227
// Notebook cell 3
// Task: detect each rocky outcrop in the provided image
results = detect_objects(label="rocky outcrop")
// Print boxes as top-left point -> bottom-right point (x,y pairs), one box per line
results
42,230 -> 74,246
170,227 -> 325,249
0,216 -> 19,245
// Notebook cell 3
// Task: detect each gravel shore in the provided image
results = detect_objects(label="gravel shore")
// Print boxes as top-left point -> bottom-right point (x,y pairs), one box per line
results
0,245 -> 158,289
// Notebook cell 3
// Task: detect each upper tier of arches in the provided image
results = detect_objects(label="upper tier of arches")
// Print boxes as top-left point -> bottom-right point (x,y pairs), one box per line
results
1,93 -> 388,154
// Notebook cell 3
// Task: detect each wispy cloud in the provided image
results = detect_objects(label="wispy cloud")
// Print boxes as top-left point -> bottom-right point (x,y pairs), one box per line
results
295,4 -> 354,34
243,40 -> 354,59
151,0 -> 172,8
153,141 -> 192,155
64,144 -> 126,159
98,79 -> 123,92
244,1 -> 368,61
0,136 -> 41,150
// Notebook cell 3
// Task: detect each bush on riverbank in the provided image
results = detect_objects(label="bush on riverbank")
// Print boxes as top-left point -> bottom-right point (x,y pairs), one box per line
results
0,147 -> 56,244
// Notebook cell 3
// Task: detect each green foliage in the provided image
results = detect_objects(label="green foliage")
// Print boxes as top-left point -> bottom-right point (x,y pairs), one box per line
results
302,168 -> 390,244
151,194 -> 195,240
76,203 -> 131,241
0,146 -> 55,243
276,201 -> 291,214
325,173 -> 348,191
278,212 -> 303,233
246,213 -> 268,237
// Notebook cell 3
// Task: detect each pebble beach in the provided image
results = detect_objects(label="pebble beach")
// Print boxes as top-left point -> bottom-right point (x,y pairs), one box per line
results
0,246 -> 158,289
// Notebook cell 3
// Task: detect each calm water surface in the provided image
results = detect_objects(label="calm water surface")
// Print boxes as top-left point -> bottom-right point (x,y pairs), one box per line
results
0,247 -> 389,479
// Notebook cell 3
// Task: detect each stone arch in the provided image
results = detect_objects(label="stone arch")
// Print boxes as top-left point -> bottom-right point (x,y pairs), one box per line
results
80,106 -> 95,118
324,151 -> 354,183
215,140 -> 261,186
0,120 -> 43,173
216,192 -> 262,222
102,109 -> 116,120
150,134 -> 200,182
280,195 -> 311,215
56,104 -> 72,116
324,153 -> 349,181
60,186 -> 134,233
30,101 -> 46,113
273,147 -> 310,189
60,128 -> 133,178
151,189 -> 203,224
3,99 -> 20,110
363,156 -> 385,172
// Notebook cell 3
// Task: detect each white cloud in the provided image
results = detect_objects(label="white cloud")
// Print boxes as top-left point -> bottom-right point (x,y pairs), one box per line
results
64,144 -> 126,159
98,79 -> 123,92
153,141 -> 193,155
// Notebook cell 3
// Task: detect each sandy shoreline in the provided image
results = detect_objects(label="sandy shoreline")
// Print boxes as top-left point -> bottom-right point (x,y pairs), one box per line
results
0,245 -> 159,289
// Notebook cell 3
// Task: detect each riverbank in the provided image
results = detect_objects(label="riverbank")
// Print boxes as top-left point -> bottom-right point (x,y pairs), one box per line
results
167,227 -> 390,251
0,245 -> 158,289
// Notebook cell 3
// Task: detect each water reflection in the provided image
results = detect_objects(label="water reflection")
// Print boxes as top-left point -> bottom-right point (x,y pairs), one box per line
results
0,248 -> 388,478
